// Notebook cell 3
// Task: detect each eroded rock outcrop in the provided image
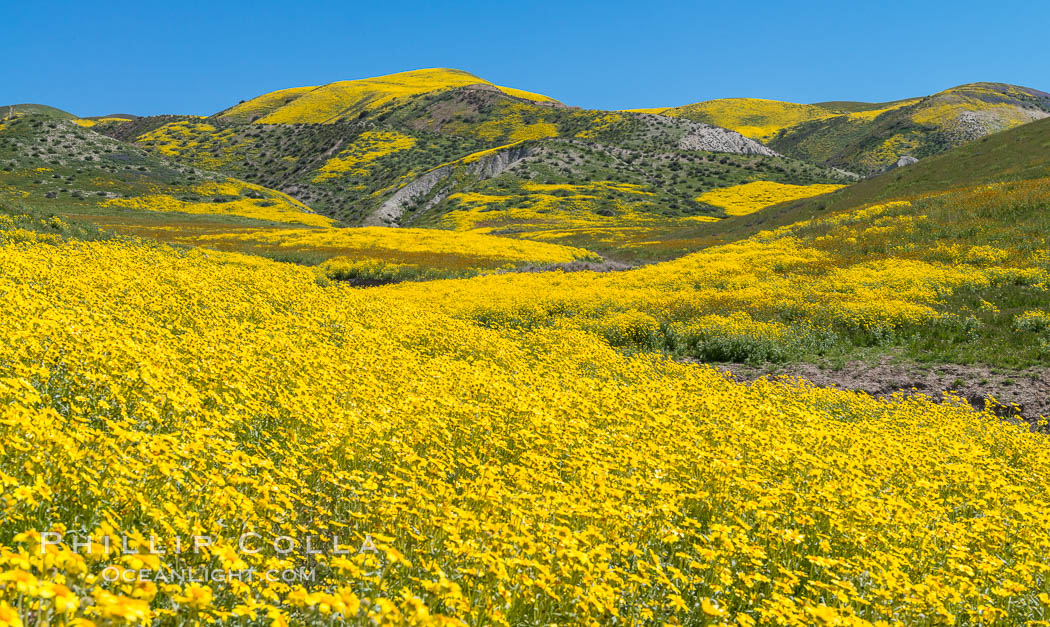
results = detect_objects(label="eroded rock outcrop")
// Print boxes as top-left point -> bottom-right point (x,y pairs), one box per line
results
364,144 -> 535,226
364,167 -> 453,226
677,122 -> 779,156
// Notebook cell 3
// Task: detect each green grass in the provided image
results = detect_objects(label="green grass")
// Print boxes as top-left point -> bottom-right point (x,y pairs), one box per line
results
904,284 -> 1050,367
0,203 -> 114,242
703,116 -> 1050,242
2,103 -> 78,119
783,178 -> 1050,368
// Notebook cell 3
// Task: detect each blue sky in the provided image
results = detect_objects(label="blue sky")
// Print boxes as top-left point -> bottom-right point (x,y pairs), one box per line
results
4,0 -> 1047,117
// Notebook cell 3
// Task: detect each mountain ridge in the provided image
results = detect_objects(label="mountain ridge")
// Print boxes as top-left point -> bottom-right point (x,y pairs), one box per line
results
214,68 -> 563,125
630,82 -> 1050,174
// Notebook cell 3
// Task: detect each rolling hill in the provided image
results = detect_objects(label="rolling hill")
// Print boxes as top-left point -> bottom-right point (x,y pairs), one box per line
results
638,82 -> 1050,174
214,68 -> 562,125
90,69 -> 854,235
96,113 -> 851,232
1,103 -> 78,119
0,110 -> 614,282
0,111 -> 335,234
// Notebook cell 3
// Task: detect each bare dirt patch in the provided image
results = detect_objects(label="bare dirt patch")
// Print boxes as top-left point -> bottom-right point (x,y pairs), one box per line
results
714,355 -> 1050,426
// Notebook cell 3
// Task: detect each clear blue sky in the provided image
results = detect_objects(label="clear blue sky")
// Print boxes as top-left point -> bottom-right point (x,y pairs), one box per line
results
4,0 -> 1047,117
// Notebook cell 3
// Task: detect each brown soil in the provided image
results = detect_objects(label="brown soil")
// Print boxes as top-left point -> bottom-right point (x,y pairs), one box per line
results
713,356 -> 1050,426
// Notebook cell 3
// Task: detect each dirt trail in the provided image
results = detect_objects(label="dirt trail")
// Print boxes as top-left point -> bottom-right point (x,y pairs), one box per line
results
714,356 -> 1050,425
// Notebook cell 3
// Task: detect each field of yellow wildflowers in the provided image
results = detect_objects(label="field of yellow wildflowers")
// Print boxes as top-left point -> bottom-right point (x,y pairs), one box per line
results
6,77 -> 1050,625
3,170 -> 1050,625
191,225 -> 601,282
100,180 -> 335,228
695,181 -> 846,216
384,179 -> 1050,368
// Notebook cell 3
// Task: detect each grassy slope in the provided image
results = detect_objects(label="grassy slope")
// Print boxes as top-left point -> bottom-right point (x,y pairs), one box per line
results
630,115 -> 1050,368
2,103 -> 78,119
720,115 -> 1050,238
784,179 -> 1050,368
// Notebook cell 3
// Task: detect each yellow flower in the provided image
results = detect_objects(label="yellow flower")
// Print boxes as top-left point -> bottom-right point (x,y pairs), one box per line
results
0,602 -> 22,627
806,605 -> 840,624
0,569 -> 37,595
11,486 -> 34,505
702,598 -> 726,617
39,583 -> 79,614
175,583 -> 213,610
93,591 -> 150,622
267,607 -> 290,627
